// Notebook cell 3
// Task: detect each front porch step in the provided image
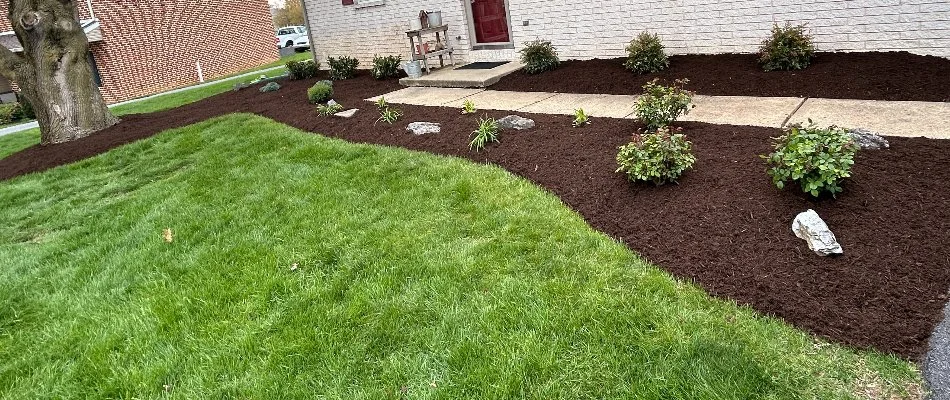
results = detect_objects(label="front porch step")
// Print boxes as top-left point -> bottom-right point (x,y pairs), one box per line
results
399,61 -> 524,88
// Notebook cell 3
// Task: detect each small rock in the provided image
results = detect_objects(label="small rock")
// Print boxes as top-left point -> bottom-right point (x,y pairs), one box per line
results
232,82 -> 250,92
848,128 -> 889,150
407,122 -> 441,135
792,209 -> 843,256
327,99 -> 339,107
497,115 -> 535,130
334,109 -> 359,118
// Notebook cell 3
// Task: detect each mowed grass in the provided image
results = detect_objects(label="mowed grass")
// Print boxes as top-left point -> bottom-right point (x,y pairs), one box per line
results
0,114 -> 922,399
0,52 -> 312,157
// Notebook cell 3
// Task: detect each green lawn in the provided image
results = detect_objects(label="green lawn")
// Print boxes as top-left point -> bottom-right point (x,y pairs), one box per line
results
0,114 -> 921,399
0,52 -> 312,156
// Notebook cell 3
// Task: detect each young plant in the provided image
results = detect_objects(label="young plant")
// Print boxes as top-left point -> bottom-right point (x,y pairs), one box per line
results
316,103 -> 344,116
327,56 -> 360,80
519,40 -> 560,74
461,100 -> 477,115
375,96 -> 389,110
616,127 -> 696,185
307,81 -> 334,104
759,23 -> 816,71
572,108 -> 590,127
634,79 -> 694,132
763,121 -> 859,197
286,59 -> 320,80
469,117 -> 500,151
371,55 -> 403,79
376,106 -> 403,124
259,82 -> 281,93
624,31 -> 669,74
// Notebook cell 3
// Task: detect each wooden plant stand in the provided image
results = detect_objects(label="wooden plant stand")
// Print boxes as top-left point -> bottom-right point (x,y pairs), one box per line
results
406,25 -> 455,74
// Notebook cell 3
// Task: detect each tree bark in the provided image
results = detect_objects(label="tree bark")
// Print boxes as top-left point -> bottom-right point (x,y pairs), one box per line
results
0,0 -> 117,145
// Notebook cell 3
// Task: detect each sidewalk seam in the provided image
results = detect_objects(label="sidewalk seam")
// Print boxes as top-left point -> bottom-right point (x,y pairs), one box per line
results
782,97 -> 809,127
513,92 -> 560,112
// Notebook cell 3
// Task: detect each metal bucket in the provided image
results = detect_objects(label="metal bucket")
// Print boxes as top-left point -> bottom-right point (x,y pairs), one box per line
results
427,11 -> 442,27
403,61 -> 423,78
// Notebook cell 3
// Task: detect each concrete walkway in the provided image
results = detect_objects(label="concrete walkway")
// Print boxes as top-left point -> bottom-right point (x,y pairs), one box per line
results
368,87 -> 950,139
0,65 -> 284,138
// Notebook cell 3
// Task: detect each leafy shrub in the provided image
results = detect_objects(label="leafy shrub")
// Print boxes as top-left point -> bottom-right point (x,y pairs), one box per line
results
520,40 -> 560,74
616,127 -> 696,185
327,56 -> 359,80
371,55 -> 402,79
573,108 -> 590,127
17,98 -> 34,120
461,100 -> 477,115
317,103 -> 344,116
286,59 -> 319,80
375,96 -> 389,110
759,23 -> 816,71
0,103 -> 21,125
470,117 -> 500,151
764,121 -> 859,197
624,32 -> 669,74
635,79 -> 694,132
259,82 -> 281,92
307,82 -> 334,104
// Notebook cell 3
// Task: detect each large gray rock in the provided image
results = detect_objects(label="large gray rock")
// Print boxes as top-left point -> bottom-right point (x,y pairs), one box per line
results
792,209 -> 843,256
407,122 -> 441,135
848,128 -> 890,150
334,109 -> 359,118
497,115 -> 535,130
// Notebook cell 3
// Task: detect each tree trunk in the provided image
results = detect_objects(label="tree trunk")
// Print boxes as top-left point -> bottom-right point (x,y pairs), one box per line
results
0,0 -> 117,145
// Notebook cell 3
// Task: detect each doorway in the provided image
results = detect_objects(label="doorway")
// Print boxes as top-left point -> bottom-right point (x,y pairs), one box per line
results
466,0 -> 512,48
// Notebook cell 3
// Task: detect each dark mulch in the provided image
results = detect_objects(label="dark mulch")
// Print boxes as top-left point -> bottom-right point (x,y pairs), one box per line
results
491,52 -> 950,102
2,74 -> 949,359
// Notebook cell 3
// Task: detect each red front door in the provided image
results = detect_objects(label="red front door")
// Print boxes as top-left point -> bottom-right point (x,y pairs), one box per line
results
471,0 -> 510,43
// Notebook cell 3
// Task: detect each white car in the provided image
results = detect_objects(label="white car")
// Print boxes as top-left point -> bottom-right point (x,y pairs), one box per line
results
276,26 -> 309,51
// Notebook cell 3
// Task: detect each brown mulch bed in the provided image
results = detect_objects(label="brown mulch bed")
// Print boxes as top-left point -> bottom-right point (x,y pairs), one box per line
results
490,52 -> 950,102
2,74 -> 949,359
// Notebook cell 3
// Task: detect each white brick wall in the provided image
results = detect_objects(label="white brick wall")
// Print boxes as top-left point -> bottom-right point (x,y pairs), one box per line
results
304,0 -> 950,65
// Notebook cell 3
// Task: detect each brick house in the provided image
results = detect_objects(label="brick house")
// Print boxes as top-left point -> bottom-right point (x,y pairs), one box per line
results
301,0 -> 949,66
0,0 -> 279,104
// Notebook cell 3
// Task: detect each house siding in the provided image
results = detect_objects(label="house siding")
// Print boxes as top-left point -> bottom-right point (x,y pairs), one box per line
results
1,0 -> 279,104
304,0 -> 950,65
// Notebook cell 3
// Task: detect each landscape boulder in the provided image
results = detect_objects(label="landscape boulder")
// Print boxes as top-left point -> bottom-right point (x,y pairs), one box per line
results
792,209 -> 843,256
334,109 -> 359,118
497,115 -> 535,130
407,122 -> 441,135
848,128 -> 890,150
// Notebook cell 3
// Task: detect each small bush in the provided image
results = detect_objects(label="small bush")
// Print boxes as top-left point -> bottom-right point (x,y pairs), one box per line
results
371,55 -> 402,80
17,98 -> 34,120
520,40 -> 560,74
624,32 -> 669,74
572,108 -> 590,127
376,106 -> 402,124
307,82 -> 334,104
635,79 -> 694,132
286,59 -> 319,80
461,100 -> 477,115
616,127 -> 696,185
0,103 -> 20,125
317,103 -> 344,116
259,82 -> 281,92
470,117 -> 500,151
759,23 -> 816,71
764,121 -> 859,197
327,56 -> 359,80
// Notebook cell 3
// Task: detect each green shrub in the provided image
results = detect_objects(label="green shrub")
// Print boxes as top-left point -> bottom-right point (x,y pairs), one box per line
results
371,55 -> 402,80
307,82 -> 334,104
286,59 -> 319,80
634,79 -> 694,132
616,127 -> 696,185
376,106 -> 402,124
469,117 -> 500,151
0,103 -> 20,125
317,103 -> 344,116
759,23 -> 816,71
572,108 -> 590,127
18,99 -> 34,120
764,121 -> 859,197
461,99 -> 477,115
624,32 -> 669,74
327,56 -> 359,80
259,82 -> 281,92
520,40 -> 560,74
